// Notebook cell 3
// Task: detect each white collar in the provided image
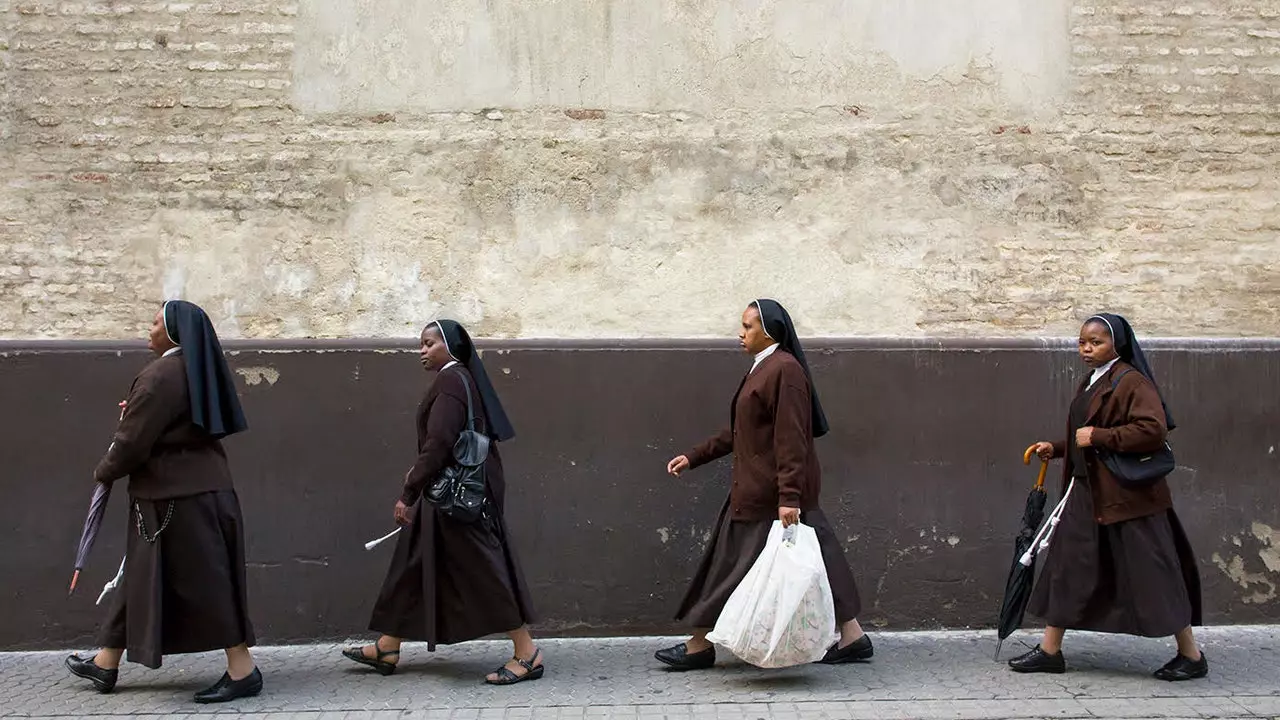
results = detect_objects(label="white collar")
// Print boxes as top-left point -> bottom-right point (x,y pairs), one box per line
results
440,360 -> 459,372
1087,357 -> 1119,389
750,343 -> 780,374
162,346 -> 182,358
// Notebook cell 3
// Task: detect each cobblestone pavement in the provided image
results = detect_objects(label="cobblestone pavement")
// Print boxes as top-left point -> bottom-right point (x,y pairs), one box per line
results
2,627 -> 1277,719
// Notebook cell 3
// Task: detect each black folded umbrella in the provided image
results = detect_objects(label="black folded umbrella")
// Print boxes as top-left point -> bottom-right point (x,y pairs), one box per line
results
69,481 -> 112,597
993,445 -> 1049,659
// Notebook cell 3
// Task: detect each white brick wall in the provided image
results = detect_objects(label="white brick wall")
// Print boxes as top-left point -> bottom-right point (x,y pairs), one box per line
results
1,1 -> 1277,339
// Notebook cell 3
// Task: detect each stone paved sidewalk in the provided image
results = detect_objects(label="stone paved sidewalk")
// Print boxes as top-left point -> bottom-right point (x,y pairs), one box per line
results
2,626 -> 1278,719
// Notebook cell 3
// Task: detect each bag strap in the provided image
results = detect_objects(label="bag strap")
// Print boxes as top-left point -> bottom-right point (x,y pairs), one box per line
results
1107,367 -> 1173,450
1110,367 -> 1133,390
454,372 -> 478,432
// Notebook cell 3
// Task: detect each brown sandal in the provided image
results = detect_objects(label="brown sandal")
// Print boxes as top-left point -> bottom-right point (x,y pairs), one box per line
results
485,648 -> 545,685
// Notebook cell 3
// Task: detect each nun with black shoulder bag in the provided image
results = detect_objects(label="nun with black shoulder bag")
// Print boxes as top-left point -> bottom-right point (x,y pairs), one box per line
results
1013,313 -> 1205,681
343,320 -> 542,686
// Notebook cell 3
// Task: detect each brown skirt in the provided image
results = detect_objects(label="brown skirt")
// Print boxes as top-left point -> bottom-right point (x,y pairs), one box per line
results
98,490 -> 256,669
1027,476 -> 1202,637
368,498 -> 535,649
675,499 -> 862,627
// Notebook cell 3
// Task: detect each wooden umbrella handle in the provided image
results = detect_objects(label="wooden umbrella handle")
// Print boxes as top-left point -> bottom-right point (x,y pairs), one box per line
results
1023,444 -> 1049,489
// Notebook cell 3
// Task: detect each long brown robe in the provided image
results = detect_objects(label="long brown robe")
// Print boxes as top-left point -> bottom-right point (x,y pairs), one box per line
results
93,352 -> 255,669
675,350 -> 862,626
368,365 -> 535,648
1028,361 -> 1202,636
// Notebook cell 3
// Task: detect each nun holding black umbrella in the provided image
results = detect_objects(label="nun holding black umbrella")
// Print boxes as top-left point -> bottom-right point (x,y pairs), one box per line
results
65,300 -> 261,703
343,320 -> 541,685
1011,313 -> 1206,681
659,299 -> 873,670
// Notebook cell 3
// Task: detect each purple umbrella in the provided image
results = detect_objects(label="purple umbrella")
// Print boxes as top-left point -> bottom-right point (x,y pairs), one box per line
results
69,481 -> 112,596
70,401 -> 127,597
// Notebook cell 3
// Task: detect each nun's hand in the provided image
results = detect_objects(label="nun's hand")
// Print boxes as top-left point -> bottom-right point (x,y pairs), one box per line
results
667,455 -> 690,477
1032,442 -> 1054,460
1075,427 -> 1095,448
393,500 -> 412,526
778,506 -> 800,528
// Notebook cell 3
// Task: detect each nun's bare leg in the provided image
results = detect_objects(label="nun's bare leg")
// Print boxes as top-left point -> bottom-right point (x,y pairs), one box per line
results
1040,626 -> 1066,654
685,629 -> 712,653
224,644 -> 256,680
838,619 -> 866,648
92,648 -> 123,670
1174,626 -> 1202,660
509,627 -> 536,660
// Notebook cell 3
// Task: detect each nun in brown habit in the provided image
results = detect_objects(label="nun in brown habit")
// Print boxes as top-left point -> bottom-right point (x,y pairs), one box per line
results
343,320 -> 541,685
65,300 -> 261,704
657,299 -> 872,670
1011,313 -> 1206,681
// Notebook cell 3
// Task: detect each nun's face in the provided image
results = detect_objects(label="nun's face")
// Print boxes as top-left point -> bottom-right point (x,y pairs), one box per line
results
1078,321 -> 1119,368
739,306 -> 772,354
147,311 -> 176,356
420,326 -> 453,371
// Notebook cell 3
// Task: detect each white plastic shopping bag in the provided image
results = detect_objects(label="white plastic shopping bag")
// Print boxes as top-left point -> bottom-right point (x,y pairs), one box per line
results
706,521 -> 838,668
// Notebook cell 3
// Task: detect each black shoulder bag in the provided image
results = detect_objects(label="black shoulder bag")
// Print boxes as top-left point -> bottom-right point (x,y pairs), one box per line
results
1093,369 -> 1175,489
425,374 -> 491,523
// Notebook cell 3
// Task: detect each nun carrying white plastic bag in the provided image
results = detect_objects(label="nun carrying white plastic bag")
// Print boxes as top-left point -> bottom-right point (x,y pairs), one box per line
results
657,299 -> 873,671
706,522 -> 837,668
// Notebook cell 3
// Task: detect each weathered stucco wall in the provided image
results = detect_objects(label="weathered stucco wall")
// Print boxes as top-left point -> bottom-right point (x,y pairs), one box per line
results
293,0 -> 1074,114
2,1 -> 1278,339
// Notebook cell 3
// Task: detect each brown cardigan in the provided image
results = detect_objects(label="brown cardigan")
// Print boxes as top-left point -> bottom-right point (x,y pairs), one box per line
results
686,350 -> 822,521
93,353 -> 235,500
1050,360 -> 1173,525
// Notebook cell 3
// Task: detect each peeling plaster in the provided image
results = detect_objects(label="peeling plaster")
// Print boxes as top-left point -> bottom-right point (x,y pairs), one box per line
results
236,366 -> 281,386
1212,522 -> 1280,605
1253,522 -> 1280,574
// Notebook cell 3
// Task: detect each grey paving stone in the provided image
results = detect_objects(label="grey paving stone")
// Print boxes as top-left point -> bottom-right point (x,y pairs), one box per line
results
3,627 -> 1276,719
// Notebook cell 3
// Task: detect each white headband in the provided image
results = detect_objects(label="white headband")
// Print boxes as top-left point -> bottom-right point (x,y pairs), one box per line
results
431,321 -> 459,361
162,301 -> 178,345
1085,314 -> 1115,340
753,300 -> 774,341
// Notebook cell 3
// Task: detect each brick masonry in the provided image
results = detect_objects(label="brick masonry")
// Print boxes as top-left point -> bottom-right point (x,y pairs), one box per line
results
0,1 -> 1278,339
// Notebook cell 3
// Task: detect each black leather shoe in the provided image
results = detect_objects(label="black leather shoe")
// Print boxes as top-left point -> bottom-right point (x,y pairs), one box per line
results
65,654 -> 118,693
1008,645 -> 1066,674
1154,652 -> 1208,681
193,667 -> 263,703
817,634 -> 874,664
654,642 -> 715,671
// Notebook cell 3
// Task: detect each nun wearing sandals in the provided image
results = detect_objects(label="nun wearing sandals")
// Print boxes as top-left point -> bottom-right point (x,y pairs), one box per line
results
1011,313 -> 1206,681
65,300 -> 261,704
343,320 -> 542,685
657,299 -> 873,670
